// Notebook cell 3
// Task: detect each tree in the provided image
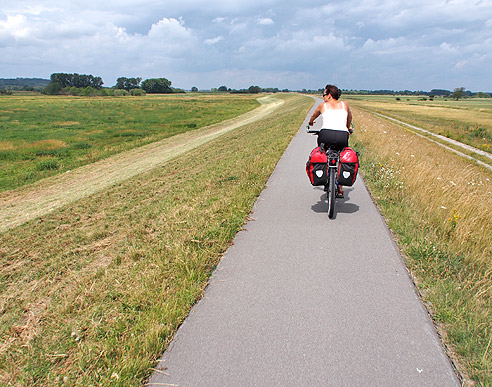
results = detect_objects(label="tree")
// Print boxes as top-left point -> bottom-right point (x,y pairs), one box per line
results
248,85 -> 262,94
452,87 -> 465,100
50,73 -> 72,88
115,77 -> 142,91
141,78 -> 173,94
191,86 -> 198,92
218,85 -> 228,92
430,89 -> 451,97
475,92 -> 491,98
49,73 -> 103,89
42,82 -> 62,95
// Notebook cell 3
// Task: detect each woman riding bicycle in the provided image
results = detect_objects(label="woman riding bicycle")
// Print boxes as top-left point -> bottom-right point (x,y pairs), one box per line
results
308,84 -> 353,197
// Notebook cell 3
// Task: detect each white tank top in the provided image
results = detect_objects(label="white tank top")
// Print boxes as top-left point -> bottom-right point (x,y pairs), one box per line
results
321,102 -> 348,132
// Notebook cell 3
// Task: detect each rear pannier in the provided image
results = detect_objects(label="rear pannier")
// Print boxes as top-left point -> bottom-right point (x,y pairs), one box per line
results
337,147 -> 359,186
306,146 -> 328,186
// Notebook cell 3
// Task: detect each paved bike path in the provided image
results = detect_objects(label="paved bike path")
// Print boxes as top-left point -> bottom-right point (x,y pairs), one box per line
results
149,105 -> 459,386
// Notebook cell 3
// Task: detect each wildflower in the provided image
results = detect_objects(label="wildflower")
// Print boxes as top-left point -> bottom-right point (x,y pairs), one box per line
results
441,206 -> 447,209
448,209 -> 461,227
450,181 -> 456,186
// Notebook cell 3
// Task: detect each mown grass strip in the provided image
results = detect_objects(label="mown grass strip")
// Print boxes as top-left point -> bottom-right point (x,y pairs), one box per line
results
351,107 -> 492,385
372,112 -> 492,162
0,93 -> 313,386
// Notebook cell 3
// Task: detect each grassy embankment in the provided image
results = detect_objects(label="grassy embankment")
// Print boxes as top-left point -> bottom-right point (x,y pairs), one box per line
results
349,97 -> 492,385
0,93 -> 313,386
346,95 -> 492,156
0,94 -> 259,192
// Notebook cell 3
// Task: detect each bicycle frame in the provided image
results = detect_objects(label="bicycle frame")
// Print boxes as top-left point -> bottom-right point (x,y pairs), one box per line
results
321,145 -> 340,219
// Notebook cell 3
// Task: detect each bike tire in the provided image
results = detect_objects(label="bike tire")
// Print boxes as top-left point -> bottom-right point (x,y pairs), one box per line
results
328,168 -> 336,219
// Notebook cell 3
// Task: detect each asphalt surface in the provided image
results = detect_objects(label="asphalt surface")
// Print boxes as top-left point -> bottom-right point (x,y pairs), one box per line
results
148,104 -> 460,386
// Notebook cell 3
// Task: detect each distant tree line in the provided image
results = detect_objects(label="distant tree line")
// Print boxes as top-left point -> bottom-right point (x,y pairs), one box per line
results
115,77 -> 142,91
50,73 -> 104,89
340,88 -> 490,98
0,78 -> 50,91
114,77 -> 185,93
3,77 -> 491,99
199,85 -> 288,94
40,74 -> 183,96
42,73 -> 105,95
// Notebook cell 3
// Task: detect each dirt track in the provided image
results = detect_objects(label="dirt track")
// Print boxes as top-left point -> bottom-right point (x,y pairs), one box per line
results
0,96 -> 283,233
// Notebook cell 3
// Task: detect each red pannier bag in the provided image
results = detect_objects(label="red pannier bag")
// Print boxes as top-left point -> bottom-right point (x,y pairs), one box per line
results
337,147 -> 359,186
306,146 -> 328,186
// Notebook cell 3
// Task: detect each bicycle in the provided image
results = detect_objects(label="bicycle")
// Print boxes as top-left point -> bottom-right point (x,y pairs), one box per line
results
307,125 -> 354,219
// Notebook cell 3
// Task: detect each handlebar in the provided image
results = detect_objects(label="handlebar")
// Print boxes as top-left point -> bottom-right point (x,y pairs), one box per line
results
306,123 -> 355,134
306,125 -> 319,134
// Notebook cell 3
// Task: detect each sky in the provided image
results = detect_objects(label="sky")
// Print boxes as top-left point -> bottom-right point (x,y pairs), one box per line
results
1,0 -> 491,91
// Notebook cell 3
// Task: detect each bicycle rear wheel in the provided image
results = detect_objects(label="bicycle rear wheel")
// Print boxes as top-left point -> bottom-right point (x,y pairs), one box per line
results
327,168 -> 336,219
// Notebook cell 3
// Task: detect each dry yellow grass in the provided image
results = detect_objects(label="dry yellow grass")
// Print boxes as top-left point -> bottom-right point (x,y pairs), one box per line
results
348,98 -> 492,157
53,121 -> 80,126
29,139 -> 68,150
354,108 -> 492,264
352,107 -> 492,383
0,139 -> 67,151
352,101 -> 492,130
0,141 -> 14,151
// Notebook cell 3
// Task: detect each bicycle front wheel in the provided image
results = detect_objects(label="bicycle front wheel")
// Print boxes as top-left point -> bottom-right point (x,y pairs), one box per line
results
328,167 -> 336,219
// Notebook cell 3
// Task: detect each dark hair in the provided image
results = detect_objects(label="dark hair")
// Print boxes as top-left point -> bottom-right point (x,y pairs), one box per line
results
325,84 -> 341,100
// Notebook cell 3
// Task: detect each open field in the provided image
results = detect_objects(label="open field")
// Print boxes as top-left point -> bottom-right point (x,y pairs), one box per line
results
0,93 -> 313,386
0,95 -> 283,233
346,95 -> 492,155
0,94 -> 259,192
2,91 -> 491,385
351,106 -> 492,385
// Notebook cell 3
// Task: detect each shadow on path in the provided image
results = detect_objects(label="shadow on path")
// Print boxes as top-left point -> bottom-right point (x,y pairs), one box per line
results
311,187 -> 360,217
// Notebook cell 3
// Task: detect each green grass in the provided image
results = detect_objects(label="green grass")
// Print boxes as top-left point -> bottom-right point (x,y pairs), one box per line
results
0,93 -> 314,386
0,94 -> 259,191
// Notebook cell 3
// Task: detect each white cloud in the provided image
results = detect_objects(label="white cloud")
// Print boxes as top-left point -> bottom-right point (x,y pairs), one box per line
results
257,17 -> 274,25
0,14 -> 31,40
275,30 -> 349,53
439,42 -> 458,53
1,0 -> 492,91
455,60 -> 467,69
361,37 -> 416,55
204,36 -> 223,45
148,18 -> 193,41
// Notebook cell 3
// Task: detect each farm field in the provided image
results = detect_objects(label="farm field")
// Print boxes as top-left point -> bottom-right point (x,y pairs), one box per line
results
0,93 -> 314,386
349,102 -> 492,385
346,95 -> 492,155
0,94 -> 259,192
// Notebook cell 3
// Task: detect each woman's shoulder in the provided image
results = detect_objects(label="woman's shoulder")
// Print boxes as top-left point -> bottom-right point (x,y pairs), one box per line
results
339,100 -> 350,108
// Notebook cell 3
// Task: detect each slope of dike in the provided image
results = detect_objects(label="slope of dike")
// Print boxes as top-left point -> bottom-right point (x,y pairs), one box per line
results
0,95 -> 283,233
